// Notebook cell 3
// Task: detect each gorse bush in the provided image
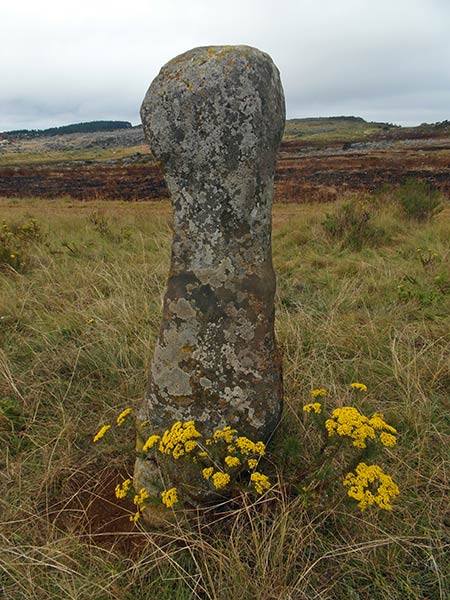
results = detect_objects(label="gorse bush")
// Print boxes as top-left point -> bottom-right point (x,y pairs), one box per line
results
394,178 -> 443,221
321,199 -> 388,250
94,382 -> 400,521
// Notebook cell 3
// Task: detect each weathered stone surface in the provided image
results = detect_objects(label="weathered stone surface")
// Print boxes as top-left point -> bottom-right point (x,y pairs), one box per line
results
135,45 -> 285,503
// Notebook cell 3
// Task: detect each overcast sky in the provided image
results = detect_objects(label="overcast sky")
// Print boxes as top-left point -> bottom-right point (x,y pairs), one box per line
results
1,0 -> 449,131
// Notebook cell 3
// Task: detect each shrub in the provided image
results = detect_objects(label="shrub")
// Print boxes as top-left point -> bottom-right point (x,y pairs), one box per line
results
394,179 -> 443,222
322,198 -> 387,250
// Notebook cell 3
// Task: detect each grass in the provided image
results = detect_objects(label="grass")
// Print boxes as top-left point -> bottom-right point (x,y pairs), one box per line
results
0,197 -> 449,599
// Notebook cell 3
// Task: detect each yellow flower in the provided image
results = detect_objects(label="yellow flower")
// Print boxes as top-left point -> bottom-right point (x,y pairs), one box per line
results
225,455 -> 241,468
197,451 -> 208,458
133,487 -> 150,507
142,434 -> 161,452
213,425 -> 237,444
161,487 -> 178,508
247,458 -> 258,469
350,382 -> 367,392
115,478 -> 132,499
343,463 -> 400,510
326,407 -> 397,448
250,472 -> 271,495
380,432 -> 397,447
159,420 -> 201,458
212,472 -> 231,490
10,253 -> 16,259
93,424 -> 111,442
303,402 -> 322,414
129,511 -> 140,522
311,388 -> 327,398
87,318 -> 95,324
254,441 -> 266,456
202,467 -> 214,480
369,413 -> 397,434
116,407 -> 132,426
235,436 -> 266,456
184,440 -> 197,453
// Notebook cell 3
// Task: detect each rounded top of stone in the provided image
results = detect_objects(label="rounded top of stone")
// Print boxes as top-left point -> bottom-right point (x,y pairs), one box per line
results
140,45 -> 285,178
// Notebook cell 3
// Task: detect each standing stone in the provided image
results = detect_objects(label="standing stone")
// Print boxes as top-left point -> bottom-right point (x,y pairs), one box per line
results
135,45 -> 285,504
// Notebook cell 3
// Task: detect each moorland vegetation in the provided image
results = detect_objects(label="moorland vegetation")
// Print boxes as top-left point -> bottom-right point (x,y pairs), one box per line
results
0,188 -> 448,599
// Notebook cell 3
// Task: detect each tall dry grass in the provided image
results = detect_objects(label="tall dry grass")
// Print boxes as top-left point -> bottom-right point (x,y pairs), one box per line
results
0,197 -> 448,599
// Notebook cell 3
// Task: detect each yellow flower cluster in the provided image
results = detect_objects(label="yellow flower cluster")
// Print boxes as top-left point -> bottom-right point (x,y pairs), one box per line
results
235,436 -> 266,456
129,487 -> 150,522
325,407 -> 397,448
93,424 -> 111,442
303,402 -> 322,414
350,382 -> 368,392
343,462 -> 400,510
311,388 -> 327,398
115,478 -> 132,499
213,425 -> 237,443
212,472 -> 231,489
161,487 -> 178,508
224,455 -> 241,468
134,487 -> 149,506
142,434 -> 160,452
250,472 -> 271,495
159,421 -> 201,459
116,407 -> 132,426
132,420 -> 272,507
202,467 -> 214,480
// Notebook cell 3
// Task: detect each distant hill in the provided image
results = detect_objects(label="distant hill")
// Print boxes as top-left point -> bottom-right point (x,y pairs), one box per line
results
2,120 -> 133,139
283,116 -> 450,143
283,116 -> 399,142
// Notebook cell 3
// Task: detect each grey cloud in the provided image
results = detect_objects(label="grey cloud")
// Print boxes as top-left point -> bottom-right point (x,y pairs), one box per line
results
1,0 -> 449,131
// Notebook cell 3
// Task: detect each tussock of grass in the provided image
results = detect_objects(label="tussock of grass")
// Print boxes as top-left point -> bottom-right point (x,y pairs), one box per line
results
0,198 -> 449,599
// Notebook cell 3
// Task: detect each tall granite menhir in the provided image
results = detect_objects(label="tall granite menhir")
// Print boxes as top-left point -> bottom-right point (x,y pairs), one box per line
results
135,45 -> 285,502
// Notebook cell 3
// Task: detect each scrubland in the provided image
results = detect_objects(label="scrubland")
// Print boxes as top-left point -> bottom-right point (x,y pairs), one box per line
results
0,194 -> 449,599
